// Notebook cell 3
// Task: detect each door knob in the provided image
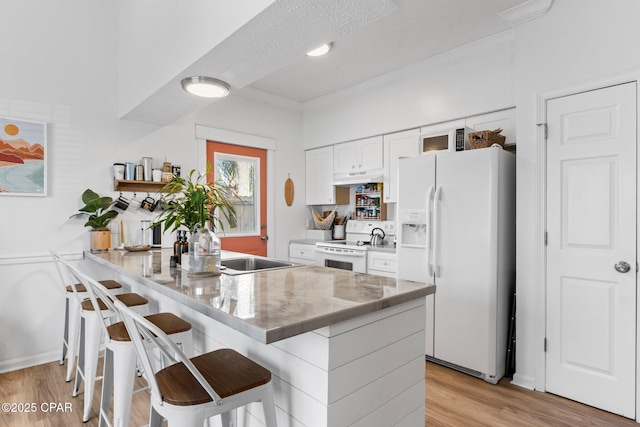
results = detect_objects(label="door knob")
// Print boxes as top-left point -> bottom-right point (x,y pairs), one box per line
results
261,235 -> 269,241
614,261 -> 631,273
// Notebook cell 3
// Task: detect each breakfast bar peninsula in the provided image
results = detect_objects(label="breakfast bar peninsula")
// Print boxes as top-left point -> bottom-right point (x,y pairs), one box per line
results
85,249 -> 434,427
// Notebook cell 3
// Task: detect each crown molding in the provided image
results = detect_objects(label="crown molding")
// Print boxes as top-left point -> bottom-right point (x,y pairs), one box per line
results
500,0 -> 554,26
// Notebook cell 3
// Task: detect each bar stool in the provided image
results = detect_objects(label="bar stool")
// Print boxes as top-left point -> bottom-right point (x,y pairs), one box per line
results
55,257 -> 151,423
70,265 -> 194,427
115,298 -> 278,427
51,250 -> 124,382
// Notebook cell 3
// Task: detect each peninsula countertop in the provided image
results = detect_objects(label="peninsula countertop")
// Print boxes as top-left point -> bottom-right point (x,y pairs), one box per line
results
85,249 -> 434,344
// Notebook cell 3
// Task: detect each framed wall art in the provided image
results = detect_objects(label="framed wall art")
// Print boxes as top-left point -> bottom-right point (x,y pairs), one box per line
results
0,117 -> 47,196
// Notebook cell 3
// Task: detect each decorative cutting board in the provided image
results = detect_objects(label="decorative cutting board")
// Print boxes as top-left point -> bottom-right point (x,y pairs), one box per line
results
284,175 -> 294,206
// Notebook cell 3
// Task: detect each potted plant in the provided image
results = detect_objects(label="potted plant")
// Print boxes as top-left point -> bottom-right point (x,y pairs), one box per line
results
71,189 -> 118,252
153,165 -> 236,234
153,165 -> 236,275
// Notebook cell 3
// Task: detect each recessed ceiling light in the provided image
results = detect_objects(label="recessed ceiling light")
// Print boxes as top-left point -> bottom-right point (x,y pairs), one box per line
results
306,42 -> 333,57
180,76 -> 230,98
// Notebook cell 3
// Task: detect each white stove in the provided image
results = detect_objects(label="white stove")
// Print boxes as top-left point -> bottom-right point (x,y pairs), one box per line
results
315,221 -> 395,273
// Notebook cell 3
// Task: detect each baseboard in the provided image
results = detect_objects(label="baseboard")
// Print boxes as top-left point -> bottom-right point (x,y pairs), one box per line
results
0,350 -> 59,374
510,372 -> 536,390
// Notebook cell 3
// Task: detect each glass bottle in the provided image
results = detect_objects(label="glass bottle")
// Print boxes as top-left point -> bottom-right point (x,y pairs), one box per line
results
173,230 -> 183,258
181,231 -> 189,254
188,223 -> 221,277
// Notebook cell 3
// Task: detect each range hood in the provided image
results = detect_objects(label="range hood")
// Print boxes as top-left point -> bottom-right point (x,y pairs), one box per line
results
332,169 -> 384,186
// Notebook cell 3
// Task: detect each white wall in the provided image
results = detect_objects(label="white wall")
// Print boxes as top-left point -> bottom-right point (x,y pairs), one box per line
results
512,0 -> 640,390
302,32 -> 515,148
0,1 -> 305,371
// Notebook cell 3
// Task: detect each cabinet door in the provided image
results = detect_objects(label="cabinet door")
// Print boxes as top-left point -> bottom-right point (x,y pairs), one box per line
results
359,136 -> 384,170
334,136 -> 383,173
383,129 -> 420,203
305,146 -> 335,205
333,141 -> 360,174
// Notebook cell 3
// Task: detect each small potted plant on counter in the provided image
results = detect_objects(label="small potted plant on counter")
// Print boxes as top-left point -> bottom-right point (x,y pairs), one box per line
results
71,189 -> 118,252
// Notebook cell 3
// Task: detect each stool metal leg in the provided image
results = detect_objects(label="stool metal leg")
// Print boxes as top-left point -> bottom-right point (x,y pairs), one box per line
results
61,297 -> 70,365
99,348 -> 114,427
111,342 -> 137,427
73,317 -> 86,398
81,314 -> 103,422
66,296 -> 83,382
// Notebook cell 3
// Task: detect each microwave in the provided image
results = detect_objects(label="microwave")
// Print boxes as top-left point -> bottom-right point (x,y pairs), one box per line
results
420,126 -> 472,153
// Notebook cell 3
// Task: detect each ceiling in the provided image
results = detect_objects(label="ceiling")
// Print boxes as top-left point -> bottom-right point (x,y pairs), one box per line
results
248,0 -> 527,103
123,0 -> 529,125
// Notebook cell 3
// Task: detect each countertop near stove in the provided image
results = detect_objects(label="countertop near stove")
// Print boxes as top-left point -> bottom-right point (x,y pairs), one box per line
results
85,249 -> 431,344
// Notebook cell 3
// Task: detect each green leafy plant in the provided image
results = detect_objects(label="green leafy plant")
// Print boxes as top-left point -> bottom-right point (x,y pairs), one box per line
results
153,165 -> 237,234
71,189 -> 118,230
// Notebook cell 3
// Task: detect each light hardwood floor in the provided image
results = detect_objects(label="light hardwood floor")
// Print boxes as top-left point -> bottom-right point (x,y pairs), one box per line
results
0,359 -> 637,426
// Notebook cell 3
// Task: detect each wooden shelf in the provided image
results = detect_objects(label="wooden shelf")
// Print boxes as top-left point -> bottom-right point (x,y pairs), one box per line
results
354,183 -> 386,220
114,180 -> 168,193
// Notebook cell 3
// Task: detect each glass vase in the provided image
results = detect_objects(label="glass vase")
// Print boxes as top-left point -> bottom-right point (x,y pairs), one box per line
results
188,223 -> 221,277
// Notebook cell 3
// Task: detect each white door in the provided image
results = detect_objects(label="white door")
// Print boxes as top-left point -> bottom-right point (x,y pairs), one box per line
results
434,149 -> 500,375
546,82 -> 637,418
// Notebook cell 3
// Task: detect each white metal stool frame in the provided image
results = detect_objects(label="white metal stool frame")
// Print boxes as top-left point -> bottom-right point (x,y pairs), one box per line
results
56,256 -> 150,423
51,250 -> 123,382
115,299 -> 278,427
71,265 -> 194,427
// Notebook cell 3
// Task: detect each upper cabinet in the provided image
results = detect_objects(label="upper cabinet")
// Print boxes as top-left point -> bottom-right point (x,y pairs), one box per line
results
383,129 -> 420,203
333,136 -> 384,175
305,146 -> 349,205
465,108 -> 516,149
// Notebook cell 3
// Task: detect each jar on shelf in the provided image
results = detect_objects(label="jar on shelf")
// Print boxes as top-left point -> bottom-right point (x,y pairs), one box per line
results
188,223 -> 221,277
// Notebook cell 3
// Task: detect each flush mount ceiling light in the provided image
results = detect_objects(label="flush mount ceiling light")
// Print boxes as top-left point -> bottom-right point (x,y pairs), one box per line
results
180,76 -> 230,98
306,42 -> 333,57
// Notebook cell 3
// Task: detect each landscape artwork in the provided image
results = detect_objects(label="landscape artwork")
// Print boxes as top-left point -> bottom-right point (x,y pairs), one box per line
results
0,117 -> 47,196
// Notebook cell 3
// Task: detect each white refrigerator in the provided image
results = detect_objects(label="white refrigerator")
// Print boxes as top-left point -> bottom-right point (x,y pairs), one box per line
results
397,147 -> 515,383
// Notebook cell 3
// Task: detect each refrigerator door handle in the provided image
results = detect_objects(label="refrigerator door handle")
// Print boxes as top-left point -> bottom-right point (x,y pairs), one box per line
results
427,186 -> 435,278
433,186 -> 442,278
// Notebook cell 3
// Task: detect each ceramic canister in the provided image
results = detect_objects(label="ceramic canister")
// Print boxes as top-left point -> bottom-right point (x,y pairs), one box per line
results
124,162 -> 135,180
113,163 -> 125,180
142,157 -> 153,181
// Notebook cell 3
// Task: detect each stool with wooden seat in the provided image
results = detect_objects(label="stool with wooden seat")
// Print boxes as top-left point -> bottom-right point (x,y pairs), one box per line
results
51,250 -> 124,382
115,298 -> 278,427
55,257 -> 151,423
67,260 -> 194,427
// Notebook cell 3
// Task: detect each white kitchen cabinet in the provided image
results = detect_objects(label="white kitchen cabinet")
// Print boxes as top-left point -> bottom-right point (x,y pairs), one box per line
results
383,129 -> 420,204
367,250 -> 397,278
465,108 -> 516,148
333,136 -> 384,175
305,146 -> 349,205
289,242 -> 316,265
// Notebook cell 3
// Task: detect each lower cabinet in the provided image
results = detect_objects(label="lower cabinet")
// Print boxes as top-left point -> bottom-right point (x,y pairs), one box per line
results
367,251 -> 397,278
289,242 -> 317,265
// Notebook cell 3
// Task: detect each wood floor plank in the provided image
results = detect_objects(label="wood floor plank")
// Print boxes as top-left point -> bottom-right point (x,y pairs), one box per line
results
0,360 -> 150,427
1,359 -> 638,426
426,361 -> 638,426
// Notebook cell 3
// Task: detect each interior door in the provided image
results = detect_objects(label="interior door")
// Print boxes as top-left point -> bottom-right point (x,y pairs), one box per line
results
545,82 -> 637,418
207,141 -> 267,256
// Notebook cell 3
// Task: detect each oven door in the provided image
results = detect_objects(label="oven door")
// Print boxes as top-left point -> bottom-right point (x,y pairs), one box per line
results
315,245 -> 367,273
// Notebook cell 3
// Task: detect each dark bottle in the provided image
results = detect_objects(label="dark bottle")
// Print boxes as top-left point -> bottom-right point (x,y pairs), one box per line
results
181,231 -> 189,255
173,230 -> 183,258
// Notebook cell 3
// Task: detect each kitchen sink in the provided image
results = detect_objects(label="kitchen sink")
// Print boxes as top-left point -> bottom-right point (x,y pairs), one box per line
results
221,256 -> 299,275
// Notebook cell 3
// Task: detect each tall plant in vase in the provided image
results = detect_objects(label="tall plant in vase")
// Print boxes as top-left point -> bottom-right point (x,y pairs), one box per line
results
153,165 -> 236,276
